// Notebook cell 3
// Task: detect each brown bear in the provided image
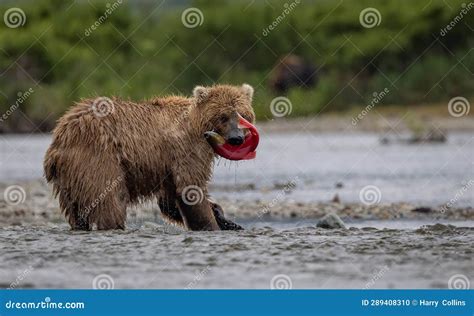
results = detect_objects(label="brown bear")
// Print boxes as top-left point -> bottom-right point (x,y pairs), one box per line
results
269,54 -> 318,94
43,84 -> 256,231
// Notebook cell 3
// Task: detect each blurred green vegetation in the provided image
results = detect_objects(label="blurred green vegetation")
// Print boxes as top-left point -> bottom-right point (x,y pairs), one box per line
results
0,0 -> 472,132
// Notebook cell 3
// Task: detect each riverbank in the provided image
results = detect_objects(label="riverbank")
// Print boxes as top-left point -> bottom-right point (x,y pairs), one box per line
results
1,179 -> 473,289
1,180 -> 473,227
258,103 -> 474,133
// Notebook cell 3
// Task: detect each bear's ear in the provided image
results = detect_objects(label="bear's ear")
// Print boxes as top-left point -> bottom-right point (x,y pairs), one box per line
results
193,86 -> 209,104
241,83 -> 254,101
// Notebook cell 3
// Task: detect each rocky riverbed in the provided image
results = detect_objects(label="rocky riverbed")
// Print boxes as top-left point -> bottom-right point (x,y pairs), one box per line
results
1,179 -> 472,289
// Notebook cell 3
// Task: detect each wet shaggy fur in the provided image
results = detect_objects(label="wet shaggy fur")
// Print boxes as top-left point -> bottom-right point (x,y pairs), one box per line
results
44,84 -> 255,231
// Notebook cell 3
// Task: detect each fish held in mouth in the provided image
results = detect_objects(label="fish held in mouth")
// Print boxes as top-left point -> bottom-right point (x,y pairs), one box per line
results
204,115 -> 259,161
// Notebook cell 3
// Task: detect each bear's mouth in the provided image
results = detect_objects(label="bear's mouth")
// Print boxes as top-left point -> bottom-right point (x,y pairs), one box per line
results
204,115 -> 259,161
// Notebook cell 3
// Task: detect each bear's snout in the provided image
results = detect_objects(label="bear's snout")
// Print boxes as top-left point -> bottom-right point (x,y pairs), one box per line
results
227,132 -> 245,146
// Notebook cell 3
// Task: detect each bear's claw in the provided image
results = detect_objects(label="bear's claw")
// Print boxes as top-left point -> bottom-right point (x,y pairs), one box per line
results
211,203 -> 244,231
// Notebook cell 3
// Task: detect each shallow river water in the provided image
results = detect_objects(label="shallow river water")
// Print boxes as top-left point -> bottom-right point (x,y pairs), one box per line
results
0,132 -> 472,289
1,132 -> 473,206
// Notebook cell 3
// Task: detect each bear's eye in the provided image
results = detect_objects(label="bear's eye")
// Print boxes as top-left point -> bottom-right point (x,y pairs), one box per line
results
218,116 -> 229,124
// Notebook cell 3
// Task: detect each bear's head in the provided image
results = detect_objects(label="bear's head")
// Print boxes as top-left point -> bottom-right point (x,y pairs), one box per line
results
192,84 -> 258,160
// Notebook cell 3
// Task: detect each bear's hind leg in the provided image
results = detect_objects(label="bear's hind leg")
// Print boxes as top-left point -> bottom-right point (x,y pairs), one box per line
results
93,186 -> 128,230
158,197 -> 184,225
58,191 -> 91,231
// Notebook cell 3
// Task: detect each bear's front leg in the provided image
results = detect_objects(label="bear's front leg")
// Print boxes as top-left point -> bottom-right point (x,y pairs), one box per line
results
177,197 -> 220,231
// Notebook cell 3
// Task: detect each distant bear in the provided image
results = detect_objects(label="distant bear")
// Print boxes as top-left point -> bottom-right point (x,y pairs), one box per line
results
43,84 -> 256,231
269,54 -> 318,94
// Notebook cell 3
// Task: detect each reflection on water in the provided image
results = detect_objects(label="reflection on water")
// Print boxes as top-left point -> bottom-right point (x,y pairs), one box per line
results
1,132 -> 473,206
